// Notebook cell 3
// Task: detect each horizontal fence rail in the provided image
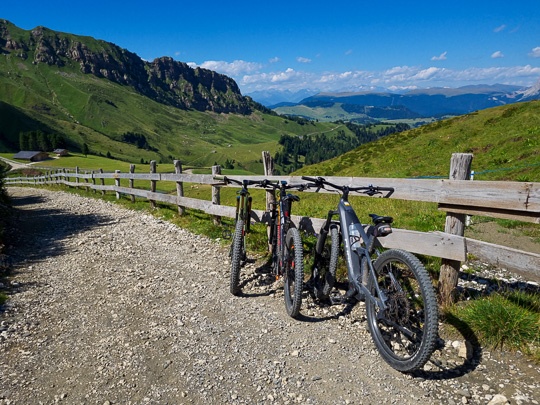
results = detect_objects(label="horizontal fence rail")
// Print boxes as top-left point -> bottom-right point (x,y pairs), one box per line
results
6,165 -> 540,282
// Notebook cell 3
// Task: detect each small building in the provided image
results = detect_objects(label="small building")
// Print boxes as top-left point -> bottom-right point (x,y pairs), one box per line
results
12,151 -> 49,162
53,149 -> 69,157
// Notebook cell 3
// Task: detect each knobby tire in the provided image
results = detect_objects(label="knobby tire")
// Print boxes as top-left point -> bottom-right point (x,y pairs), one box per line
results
230,219 -> 245,296
365,249 -> 439,372
283,228 -> 304,318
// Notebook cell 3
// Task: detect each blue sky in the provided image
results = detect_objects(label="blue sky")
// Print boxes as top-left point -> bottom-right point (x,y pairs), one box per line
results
2,0 -> 540,94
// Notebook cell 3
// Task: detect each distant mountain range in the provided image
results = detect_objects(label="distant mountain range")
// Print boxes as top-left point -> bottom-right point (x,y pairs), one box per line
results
263,82 -> 540,123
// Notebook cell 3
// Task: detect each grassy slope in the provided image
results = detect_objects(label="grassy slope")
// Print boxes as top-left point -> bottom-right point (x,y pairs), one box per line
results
295,101 -> 540,182
0,50 -> 360,172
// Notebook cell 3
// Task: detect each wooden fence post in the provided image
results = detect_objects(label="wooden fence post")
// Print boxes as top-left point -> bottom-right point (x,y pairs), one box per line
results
150,161 -> 157,209
92,170 -> 96,193
115,170 -> 121,200
174,160 -> 185,215
262,151 -> 276,251
129,164 -> 135,203
439,153 -> 473,305
75,166 -> 79,190
212,165 -> 221,225
99,168 -> 105,196
84,171 -> 90,192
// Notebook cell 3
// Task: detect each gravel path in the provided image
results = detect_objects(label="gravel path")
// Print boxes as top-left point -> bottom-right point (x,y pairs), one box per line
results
0,187 -> 538,405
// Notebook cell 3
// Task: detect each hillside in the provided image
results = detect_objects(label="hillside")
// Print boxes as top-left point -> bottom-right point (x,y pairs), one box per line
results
0,20 -> 362,171
295,100 -> 540,182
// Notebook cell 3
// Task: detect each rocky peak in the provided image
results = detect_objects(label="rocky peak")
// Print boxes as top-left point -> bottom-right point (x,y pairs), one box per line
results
0,20 -> 253,114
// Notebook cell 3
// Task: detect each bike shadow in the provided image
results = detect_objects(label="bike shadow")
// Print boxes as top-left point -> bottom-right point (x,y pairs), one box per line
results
237,258 -> 280,298
296,283 -> 358,323
410,312 -> 483,380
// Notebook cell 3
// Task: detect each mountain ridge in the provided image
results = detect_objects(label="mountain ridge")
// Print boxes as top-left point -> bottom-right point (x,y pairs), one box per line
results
0,19 -> 252,114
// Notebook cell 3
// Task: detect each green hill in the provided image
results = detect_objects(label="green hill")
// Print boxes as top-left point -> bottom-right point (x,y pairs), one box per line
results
0,20 -> 368,172
295,101 -> 540,182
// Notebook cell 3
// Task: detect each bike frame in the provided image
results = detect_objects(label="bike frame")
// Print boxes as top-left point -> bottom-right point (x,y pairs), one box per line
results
268,182 -> 297,276
329,189 -> 389,312
235,181 -> 253,251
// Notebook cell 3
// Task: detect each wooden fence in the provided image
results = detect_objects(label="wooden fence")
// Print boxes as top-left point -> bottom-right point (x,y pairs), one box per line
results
6,155 -> 540,285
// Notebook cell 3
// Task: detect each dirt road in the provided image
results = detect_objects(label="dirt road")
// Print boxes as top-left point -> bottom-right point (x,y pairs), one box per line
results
0,188 -> 538,404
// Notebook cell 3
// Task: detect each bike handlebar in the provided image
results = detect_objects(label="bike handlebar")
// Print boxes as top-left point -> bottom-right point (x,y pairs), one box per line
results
301,176 -> 394,197
256,179 -> 310,191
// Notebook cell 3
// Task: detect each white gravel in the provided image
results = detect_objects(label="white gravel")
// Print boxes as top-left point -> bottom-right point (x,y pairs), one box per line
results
0,187 -> 538,405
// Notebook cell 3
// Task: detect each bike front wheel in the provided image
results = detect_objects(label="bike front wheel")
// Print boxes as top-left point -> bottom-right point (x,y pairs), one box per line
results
283,227 -> 304,318
230,219 -> 245,296
365,249 -> 439,372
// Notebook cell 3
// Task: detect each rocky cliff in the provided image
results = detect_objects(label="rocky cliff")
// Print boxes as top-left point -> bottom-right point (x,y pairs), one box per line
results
0,20 -> 251,114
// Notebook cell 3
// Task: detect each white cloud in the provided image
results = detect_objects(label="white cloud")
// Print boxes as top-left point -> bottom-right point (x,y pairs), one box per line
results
431,52 -> 447,61
269,56 -> 280,64
491,51 -> 504,58
239,64 -> 540,93
528,47 -> 540,58
190,60 -> 263,75
494,24 -> 506,32
296,56 -> 312,63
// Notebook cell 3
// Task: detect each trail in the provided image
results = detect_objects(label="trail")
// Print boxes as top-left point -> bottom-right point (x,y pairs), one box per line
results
0,187 -> 537,404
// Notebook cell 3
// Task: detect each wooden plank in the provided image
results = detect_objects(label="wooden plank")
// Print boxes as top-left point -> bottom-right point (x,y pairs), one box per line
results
96,172 -> 161,180
466,238 -> 540,282
438,180 -> 540,212
439,203 -> 540,224
160,173 -> 214,184
87,171 -> 540,214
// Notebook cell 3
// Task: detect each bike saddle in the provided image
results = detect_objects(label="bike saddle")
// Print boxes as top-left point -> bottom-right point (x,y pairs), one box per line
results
369,214 -> 393,224
286,194 -> 300,202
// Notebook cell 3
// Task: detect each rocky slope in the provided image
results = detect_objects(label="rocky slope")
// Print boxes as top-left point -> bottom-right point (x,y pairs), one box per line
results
0,20 -> 251,114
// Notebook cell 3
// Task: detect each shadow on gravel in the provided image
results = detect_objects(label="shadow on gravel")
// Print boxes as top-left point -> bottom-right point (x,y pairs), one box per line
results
0,194 -> 114,310
458,271 -> 540,296
237,259 -> 279,297
411,313 -> 482,380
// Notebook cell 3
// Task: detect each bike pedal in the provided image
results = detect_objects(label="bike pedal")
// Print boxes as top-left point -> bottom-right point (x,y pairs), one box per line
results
329,295 -> 352,305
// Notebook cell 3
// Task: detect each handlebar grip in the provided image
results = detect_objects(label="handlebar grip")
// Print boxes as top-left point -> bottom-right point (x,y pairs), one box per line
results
301,176 -> 319,182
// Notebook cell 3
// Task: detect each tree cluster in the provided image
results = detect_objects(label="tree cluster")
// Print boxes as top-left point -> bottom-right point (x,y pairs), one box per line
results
275,122 -> 410,172
19,131 -> 66,152
121,132 -> 157,152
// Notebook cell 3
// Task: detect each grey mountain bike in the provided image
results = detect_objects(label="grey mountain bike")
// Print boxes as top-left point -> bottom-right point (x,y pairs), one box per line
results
302,176 -> 439,373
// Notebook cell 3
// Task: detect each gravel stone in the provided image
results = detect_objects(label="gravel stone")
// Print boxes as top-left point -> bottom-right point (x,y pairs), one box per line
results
0,188 -> 539,405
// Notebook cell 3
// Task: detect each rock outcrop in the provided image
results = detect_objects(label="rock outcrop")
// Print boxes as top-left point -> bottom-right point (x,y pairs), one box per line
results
0,20 -> 251,114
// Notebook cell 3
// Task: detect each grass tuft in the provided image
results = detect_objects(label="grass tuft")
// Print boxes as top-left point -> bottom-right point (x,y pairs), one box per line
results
444,291 -> 540,358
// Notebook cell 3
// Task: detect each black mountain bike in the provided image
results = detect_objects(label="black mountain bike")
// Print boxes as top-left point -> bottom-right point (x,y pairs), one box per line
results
214,176 -> 266,295
302,176 -> 439,373
260,180 -> 307,318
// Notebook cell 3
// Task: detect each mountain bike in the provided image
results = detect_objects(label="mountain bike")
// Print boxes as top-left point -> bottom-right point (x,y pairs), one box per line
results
259,180 -> 308,318
214,176 -> 267,295
302,176 -> 439,372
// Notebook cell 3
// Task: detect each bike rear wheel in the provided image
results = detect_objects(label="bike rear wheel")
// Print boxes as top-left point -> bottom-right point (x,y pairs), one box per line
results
283,228 -> 304,318
365,249 -> 439,372
230,219 -> 245,295
312,224 -> 339,300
